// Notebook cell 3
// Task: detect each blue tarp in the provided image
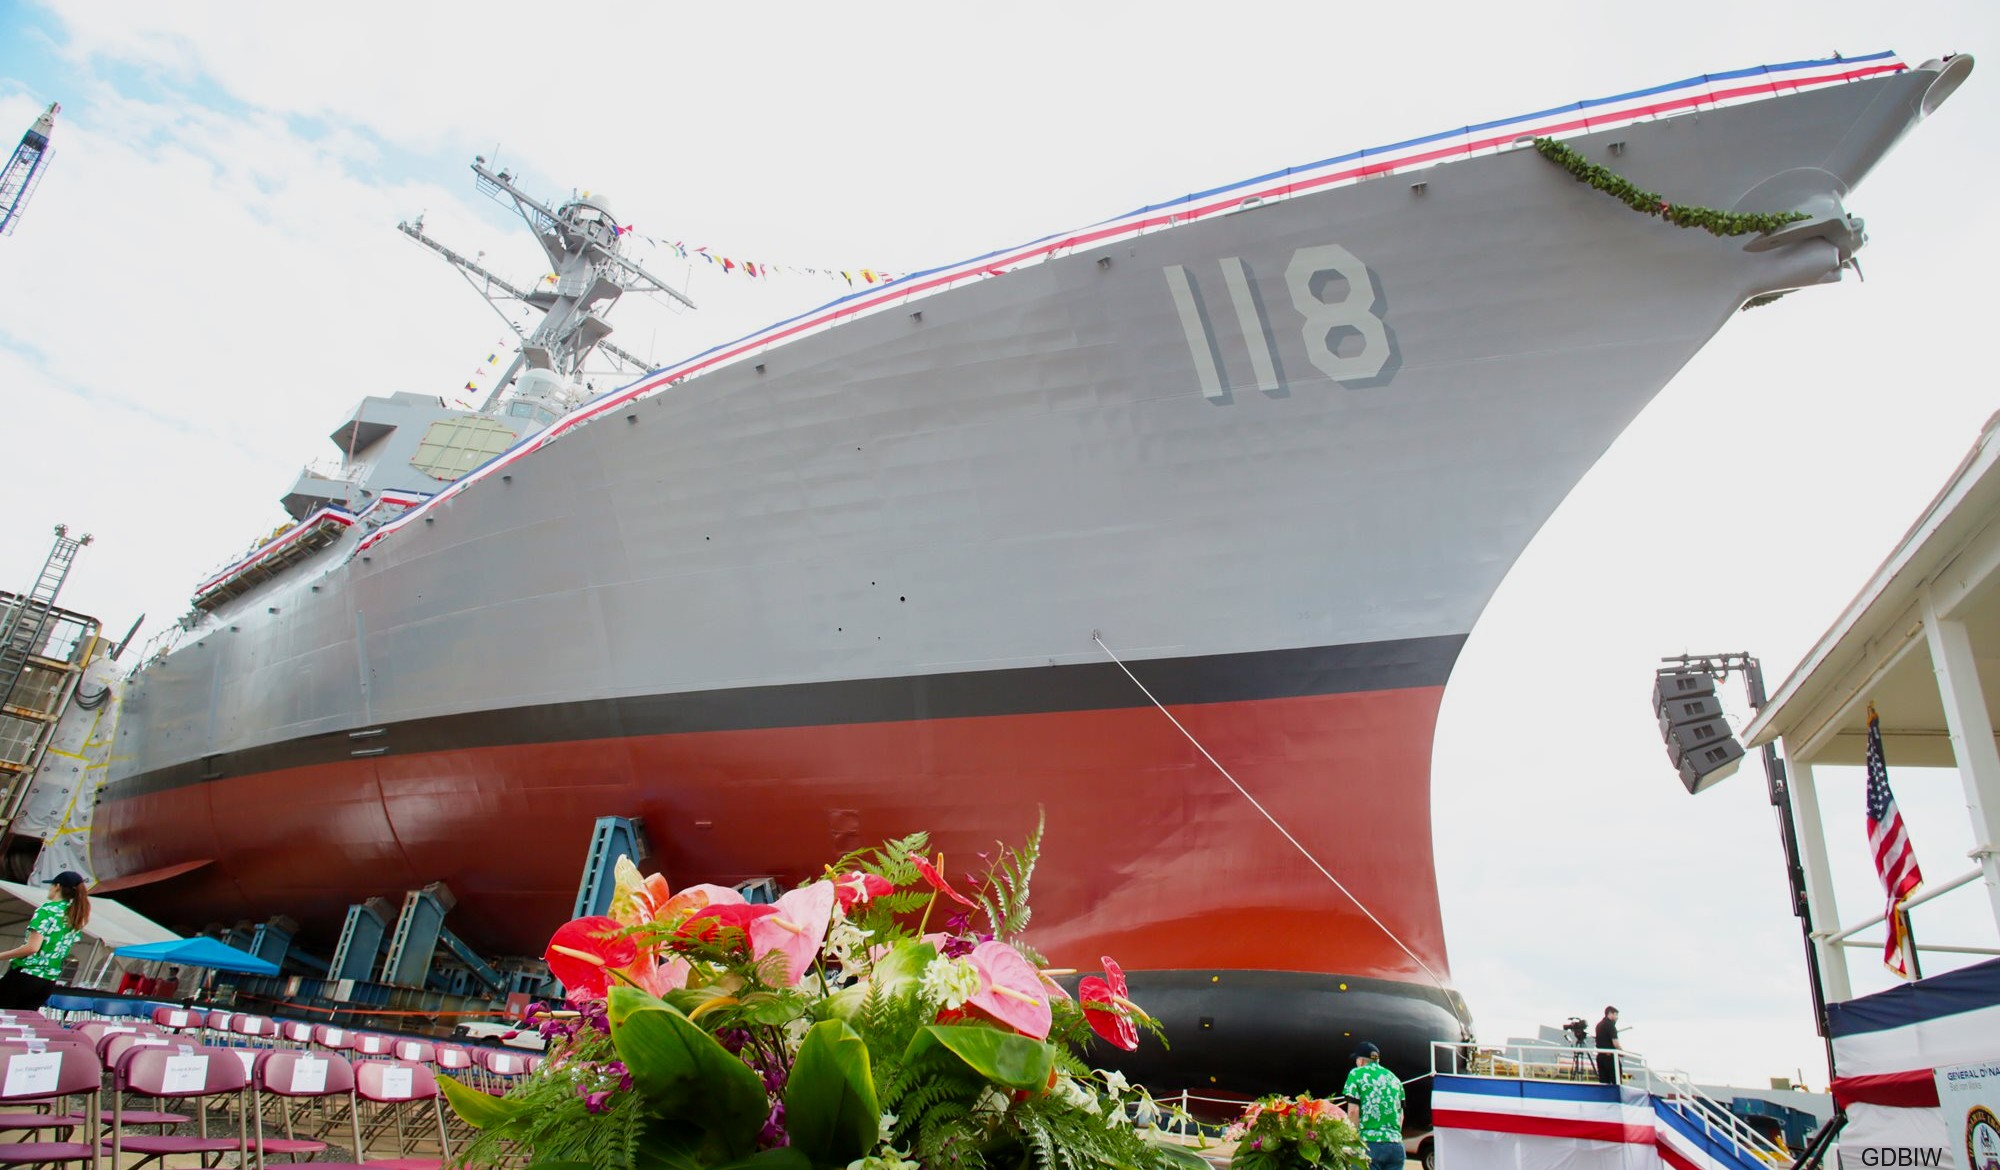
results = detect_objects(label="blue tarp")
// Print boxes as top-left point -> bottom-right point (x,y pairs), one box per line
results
114,936 -> 279,975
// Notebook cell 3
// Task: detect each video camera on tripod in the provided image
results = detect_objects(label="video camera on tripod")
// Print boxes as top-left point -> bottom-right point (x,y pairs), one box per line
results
1561,1018 -> 1594,1078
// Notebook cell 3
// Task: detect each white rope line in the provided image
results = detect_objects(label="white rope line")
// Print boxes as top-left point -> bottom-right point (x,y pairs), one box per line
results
1091,631 -> 1455,1000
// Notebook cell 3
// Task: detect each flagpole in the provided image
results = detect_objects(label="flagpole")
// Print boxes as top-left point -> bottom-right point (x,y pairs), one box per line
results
1898,906 -> 1923,980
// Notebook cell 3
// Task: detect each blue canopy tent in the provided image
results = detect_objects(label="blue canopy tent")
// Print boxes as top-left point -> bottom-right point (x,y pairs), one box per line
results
113,936 -> 280,976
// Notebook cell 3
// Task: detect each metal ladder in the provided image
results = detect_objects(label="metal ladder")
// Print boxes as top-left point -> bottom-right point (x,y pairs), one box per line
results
0,525 -> 89,712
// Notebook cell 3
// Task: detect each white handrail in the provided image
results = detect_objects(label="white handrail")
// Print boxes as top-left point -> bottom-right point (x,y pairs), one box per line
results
1817,866 -> 1983,943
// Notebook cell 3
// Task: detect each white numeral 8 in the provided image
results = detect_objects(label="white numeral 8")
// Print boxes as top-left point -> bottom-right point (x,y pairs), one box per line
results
1286,244 -> 1389,383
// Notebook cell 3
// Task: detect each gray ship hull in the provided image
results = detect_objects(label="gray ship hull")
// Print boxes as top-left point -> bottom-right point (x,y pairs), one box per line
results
93,56 -> 1958,1098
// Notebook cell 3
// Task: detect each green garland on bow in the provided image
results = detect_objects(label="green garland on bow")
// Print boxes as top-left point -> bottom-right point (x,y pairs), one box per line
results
1532,137 -> 1810,238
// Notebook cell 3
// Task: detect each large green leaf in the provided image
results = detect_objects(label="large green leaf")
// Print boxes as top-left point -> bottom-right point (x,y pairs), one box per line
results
785,1020 -> 879,1167
823,940 -> 937,1023
610,985 -> 771,1157
1149,1140 -> 1212,1170
631,1123 -> 808,1170
437,1072 -> 530,1130
871,940 -> 936,991
710,1148 -> 811,1170
820,982 -> 868,1023
632,1119 -> 706,1170
905,1024 -> 1054,1091
611,983 -> 677,1026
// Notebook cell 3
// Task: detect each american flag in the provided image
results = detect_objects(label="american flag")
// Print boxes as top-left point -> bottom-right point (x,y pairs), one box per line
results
1866,705 -> 1924,976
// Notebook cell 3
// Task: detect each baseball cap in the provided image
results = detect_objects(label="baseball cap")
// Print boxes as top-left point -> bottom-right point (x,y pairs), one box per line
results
1353,1042 -> 1380,1059
52,871 -> 85,888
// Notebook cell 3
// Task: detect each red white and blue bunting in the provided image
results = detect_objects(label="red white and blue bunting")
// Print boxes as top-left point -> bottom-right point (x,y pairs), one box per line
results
335,49 -> 1911,558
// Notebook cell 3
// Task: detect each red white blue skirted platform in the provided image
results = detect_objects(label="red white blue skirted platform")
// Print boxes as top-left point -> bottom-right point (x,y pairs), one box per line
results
1433,1077 -> 1765,1170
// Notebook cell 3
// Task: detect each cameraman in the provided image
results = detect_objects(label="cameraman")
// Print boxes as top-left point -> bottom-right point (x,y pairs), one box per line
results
1594,1007 -> 1621,1084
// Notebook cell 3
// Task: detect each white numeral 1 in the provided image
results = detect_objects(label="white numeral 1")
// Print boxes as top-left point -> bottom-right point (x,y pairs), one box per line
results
1164,264 -> 1226,401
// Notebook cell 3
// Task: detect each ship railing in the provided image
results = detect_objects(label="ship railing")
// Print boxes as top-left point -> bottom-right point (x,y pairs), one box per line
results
298,457 -> 359,484
1430,1041 -> 1788,1164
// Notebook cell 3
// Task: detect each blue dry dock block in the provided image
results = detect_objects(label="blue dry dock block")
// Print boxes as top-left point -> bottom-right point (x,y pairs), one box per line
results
572,816 -> 650,919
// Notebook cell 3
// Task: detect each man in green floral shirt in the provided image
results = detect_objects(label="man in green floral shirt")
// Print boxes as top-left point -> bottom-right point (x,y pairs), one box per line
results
1341,1042 -> 1405,1170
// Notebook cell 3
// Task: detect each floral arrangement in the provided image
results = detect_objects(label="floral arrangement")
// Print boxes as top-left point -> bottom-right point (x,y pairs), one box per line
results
1222,1096 -> 1366,1170
1532,137 -> 1812,238
441,821 -> 1205,1170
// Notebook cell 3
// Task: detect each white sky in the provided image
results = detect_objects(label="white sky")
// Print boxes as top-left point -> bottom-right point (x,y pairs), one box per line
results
1,0 -> 1995,1091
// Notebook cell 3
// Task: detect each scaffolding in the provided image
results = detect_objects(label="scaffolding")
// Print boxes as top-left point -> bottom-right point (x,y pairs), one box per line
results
0,527 -> 98,838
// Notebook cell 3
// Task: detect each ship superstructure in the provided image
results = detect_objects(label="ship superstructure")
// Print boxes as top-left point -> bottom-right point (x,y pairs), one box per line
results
214,174 -> 691,604
91,51 -> 1970,1104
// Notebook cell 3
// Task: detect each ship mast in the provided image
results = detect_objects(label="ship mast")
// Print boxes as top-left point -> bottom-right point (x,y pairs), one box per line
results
394,218 -> 655,374
398,157 -> 696,412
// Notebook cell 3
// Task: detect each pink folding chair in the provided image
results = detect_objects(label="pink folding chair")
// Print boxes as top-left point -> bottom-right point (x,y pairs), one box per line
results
232,1015 -> 277,1048
389,1040 -> 435,1068
0,1038 -> 93,1138
250,1049 -> 357,1168
350,1061 -> 450,1170
148,1007 -> 199,1034
275,1020 -> 315,1047
431,1044 -> 472,1091
75,1023 -> 155,1049
0,1015 -> 65,1033
203,1011 -> 237,1045
108,1044 -> 249,1170
351,1034 -> 394,1058
0,1043 -> 100,1168
311,1025 -> 357,1054
96,1035 -> 190,1132
476,1047 -> 527,1095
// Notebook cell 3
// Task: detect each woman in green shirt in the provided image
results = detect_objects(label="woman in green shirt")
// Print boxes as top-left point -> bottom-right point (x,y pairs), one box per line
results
0,871 -> 90,1009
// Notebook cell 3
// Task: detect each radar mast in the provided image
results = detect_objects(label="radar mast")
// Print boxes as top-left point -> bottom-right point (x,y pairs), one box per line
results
397,157 -> 696,412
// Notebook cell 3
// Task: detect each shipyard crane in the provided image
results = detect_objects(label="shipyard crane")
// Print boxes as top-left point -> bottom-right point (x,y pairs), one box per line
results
0,103 -> 57,238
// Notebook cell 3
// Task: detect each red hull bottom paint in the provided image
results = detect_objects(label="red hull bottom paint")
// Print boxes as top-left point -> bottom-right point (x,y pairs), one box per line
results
97,686 -> 1451,984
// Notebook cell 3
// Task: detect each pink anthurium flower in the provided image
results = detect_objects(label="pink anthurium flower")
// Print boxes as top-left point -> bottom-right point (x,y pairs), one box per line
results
911,853 -> 978,909
749,880 -> 836,985
545,917 -> 638,1001
622,948 -> 694,997
833,871 -> 893,911
677,902 -> 777,951
966,941 -> 1051,1040
650,882 -> 748,927
1078,956 -> 1142,1051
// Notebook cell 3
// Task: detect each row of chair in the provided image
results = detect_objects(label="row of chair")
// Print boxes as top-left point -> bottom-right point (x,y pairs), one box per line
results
0,1005 -> 550,1167
0,1037 -> 451,1169
88,1008 -> 542,1093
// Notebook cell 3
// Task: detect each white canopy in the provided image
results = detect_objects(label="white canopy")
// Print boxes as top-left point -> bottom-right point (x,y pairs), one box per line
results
0,880 -> 180,951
